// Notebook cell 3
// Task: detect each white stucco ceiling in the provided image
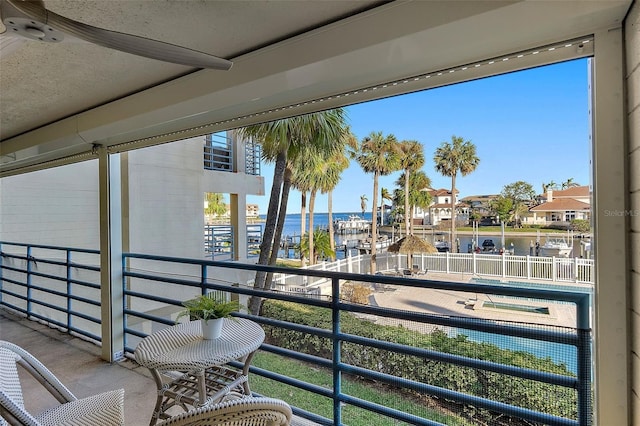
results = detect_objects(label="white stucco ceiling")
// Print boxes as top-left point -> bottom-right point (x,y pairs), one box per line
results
0,0 -> 632,176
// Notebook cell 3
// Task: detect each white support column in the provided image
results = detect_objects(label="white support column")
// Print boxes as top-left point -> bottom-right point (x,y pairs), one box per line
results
230,194 -> 248,262
230,130 -> 248,262
592,27 -> 629,425
98,146 -> 124,362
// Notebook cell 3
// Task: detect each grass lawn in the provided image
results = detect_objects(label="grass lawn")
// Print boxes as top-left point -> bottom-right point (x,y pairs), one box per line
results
276,259 -> 303,268
250,351 -> 469,425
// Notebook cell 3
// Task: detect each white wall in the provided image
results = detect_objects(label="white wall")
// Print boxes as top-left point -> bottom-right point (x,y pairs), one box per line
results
626,2 -> 640,422
125,139 -> 204,259
0,160 -> 100,249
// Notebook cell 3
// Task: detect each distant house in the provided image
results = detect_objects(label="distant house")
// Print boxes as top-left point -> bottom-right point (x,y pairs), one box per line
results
246,204 -> 260,218
412,188 -> 462,226
525,186 -> 591,225
459,194 -> 500,220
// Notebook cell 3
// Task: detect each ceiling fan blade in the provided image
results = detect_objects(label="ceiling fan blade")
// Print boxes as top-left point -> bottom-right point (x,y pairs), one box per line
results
0,33 -> 26,59
3,0 -> 232,70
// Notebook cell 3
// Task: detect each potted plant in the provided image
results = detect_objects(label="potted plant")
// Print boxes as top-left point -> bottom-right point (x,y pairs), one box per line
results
176,293 -> 241,339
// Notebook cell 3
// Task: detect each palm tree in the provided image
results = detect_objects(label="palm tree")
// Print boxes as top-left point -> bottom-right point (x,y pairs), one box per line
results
353,131 -> 401,273
299,229 -> 335,264
360,195 -> 368,217
433,135 -> 480,252
398,140 -> 425,236
291,154 -> 317,267
295,126 -> 353,264
394,170 -> 432,235
324,148 -> 352,260
561,178 -> 579,189
237,108 -> 347,314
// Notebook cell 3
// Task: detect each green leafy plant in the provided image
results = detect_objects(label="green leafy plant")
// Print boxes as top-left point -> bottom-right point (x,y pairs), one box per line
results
176,293 -> 241,323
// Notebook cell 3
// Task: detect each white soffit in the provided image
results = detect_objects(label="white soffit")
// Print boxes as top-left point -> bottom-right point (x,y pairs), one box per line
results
0,0 -> 629,177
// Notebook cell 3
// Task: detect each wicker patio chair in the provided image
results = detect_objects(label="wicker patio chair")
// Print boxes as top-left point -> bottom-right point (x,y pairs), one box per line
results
0,340 -> 124,426
155,397 -> 292,426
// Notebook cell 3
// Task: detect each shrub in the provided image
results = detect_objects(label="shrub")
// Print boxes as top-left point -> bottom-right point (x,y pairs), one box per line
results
260,300 -> 578,422
340,282 -> 372,304
570,219 -> 591,233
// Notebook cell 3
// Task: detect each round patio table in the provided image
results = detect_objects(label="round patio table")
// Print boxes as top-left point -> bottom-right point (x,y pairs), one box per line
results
135,318 -> 265,425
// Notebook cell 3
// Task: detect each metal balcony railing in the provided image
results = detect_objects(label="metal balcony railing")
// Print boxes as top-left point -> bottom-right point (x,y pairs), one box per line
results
204,133 -> 233,171
0,242 -> 102,342
0,241 -> 593,425
245,137 -> 261,176
204,224 -> 262,260
203,133 -> 262,175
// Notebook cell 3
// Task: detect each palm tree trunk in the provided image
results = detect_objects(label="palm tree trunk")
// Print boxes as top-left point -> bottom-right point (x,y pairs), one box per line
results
266,166 -> 293,284
300,192 -> 307,240
328,190 -> 335,260
404,171 -> 410,236
409,203 -> 415,235
380,193 -> 384,228
451,174 -> 457,253
300,192 -> 308,267
309,190 -> 316,264
250,151 -> 286,314
370,172 -> 379,274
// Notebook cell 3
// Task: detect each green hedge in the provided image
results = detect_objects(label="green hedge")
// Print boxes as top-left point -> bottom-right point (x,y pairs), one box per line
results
260,300 -> 578,421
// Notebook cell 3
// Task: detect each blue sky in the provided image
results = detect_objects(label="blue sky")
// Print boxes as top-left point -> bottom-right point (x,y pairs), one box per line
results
247,58 -> 590,215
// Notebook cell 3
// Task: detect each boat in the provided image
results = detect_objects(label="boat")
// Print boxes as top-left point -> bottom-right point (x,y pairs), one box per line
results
334,215 -> 371,234
356,235 -> 392,254
539,233 -> 573,258
481,239 -> 496,252
433,233 -> 451,252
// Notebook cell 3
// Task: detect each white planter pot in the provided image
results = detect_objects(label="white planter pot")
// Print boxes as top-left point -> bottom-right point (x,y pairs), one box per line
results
201,318 -> 224,339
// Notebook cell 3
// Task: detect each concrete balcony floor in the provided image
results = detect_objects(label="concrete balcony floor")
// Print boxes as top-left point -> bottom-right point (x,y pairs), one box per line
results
0,310 -> 157,425
0,310 -> 315,426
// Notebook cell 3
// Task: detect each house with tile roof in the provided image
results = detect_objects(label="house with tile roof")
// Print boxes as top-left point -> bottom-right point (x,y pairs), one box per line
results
525,185 -> 591,225
412,188 -> 466,226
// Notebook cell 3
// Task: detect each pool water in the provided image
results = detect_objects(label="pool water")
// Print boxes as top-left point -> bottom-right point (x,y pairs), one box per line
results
482,300 -> 550,315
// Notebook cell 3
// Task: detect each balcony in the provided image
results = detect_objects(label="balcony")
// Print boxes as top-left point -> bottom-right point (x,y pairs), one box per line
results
0,241 -> 592,425
203,133 -> 262,176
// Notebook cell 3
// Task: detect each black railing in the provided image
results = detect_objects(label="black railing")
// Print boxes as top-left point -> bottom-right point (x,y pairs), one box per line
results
0,241 -> 102,342
122,253 -> 592,426
0,241 -> 592,425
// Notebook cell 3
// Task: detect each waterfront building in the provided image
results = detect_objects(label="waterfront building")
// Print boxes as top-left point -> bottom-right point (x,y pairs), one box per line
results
412,188 -> 464,226
525,186 -> 592,226
1,131 -> 263,274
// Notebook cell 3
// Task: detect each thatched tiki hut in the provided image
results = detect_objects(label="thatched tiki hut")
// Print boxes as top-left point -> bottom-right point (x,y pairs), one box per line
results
387,234 -> 437,272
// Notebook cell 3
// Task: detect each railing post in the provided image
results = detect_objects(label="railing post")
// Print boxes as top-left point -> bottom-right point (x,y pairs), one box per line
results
501,252 -> 506,278
201,264 -> 208,295
472,252 -> 476,275
0,242 -> 3,305
526,255 -> 531,279
552,257 -> 557,282
331,277 -> 342,425
66,249 -> 72,331
576,295 -> 592,426
26,245 -> 32,317
574,257 -> 579,282
446,251 -> 450,274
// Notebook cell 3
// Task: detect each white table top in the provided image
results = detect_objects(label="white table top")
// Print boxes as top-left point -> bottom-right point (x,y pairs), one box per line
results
134,318 -> 265,372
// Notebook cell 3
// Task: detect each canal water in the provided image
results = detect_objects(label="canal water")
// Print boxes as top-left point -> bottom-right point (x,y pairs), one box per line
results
419,230 -> 590,258
271,213 -> 591,259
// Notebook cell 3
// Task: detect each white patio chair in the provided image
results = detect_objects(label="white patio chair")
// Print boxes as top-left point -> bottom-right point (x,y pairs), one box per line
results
0,340 -> 124,426
155,397 -> 292,426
